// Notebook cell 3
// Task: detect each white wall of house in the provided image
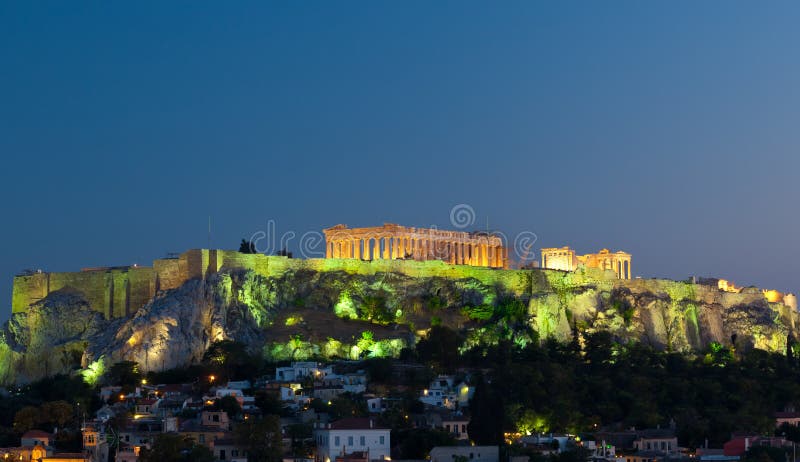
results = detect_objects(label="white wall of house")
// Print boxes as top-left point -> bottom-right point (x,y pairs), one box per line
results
314,428 -> 390,462
429,446 -> 499,462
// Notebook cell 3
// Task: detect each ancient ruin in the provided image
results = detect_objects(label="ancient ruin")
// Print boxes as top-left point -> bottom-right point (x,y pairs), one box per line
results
541,246 -> 632,279
323,223 -> 507,268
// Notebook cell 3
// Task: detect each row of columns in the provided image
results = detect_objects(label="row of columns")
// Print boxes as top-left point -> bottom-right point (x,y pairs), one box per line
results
326,236 -> 506,268
602,258 -> 632,280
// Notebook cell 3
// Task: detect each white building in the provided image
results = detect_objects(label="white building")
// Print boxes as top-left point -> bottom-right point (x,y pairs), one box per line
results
337,372 -> 368,394
441,413 -> 470,441
314,418 -> 391,462
420,376 -> 474,409
276,362 -> 334,381
429,446 -> 499,462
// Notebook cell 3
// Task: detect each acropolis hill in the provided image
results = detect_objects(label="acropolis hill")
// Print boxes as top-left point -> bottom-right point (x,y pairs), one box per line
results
3,224 -> 798,384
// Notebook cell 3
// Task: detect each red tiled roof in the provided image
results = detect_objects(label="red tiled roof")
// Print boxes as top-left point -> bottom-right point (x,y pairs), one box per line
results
22,430 -> 52,439
42,453 -> 88,460
329,418 -> 387,430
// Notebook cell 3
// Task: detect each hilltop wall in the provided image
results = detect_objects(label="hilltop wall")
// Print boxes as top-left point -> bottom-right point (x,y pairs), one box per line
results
12,267 -> 155,319
11,249 -> 796,323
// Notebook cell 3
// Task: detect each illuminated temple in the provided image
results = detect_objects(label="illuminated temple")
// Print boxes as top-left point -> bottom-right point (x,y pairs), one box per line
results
541,246 -> 632,279
323,223 -> 508,268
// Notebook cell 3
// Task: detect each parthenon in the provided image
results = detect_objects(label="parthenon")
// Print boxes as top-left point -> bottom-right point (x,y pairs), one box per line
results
541,246 -> 632,279
323,223 -> 507,268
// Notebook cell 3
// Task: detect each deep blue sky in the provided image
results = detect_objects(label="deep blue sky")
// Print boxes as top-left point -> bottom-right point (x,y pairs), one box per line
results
2,1 -> 799,319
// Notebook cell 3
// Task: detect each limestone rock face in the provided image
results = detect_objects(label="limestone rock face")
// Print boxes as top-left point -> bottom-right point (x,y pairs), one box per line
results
0,289 -> 105,383
0,267 -> 796,384
85,272 -> 273,372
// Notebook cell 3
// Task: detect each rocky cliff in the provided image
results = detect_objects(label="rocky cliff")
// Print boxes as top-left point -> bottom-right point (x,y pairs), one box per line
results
0,267 -> 796,384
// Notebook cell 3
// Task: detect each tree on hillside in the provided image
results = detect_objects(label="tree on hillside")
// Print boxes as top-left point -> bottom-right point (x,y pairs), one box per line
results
39,401 -> 73,429
108,361 -> 142,386
214,395 -> 242,419
203,340 -> 252,380
235,414 -> 283,462
416,326 -> 463,371
139,433 -> 214,462
467,375 -> 504,446
13,406 -> 40,433
239,239 -> 256,254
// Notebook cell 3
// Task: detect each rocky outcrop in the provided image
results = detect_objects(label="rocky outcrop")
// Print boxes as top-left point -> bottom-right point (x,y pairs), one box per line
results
0,268 -> 796,384
0,288 -> 105,383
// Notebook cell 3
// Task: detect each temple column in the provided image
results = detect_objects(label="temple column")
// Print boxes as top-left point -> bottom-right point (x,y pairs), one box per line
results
448,242 -> 456,264
373,237 -> 380,260
353,239 -> 360,259
399,237 -> 406,259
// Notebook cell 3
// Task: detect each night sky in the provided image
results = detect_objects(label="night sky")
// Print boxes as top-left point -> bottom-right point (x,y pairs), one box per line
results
2,2 -> 799,320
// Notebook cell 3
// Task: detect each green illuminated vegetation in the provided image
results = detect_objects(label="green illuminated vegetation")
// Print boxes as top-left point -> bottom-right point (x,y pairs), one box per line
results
80,357 -> 106,386
2,257 -> 798,387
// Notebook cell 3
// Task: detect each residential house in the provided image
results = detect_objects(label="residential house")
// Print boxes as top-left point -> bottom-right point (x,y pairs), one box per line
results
775,411 -> 800,427
21,430 -> 53,447
441,413 -> 470,441
314,418 -> 391,462
313,380 -> 346,402
40,453 -> 91,461
337,372 -> 368,394
633,431 -> 678,455
419,376 -> 473,410
429,445 -> 499,462
135,399 -> 157,416
179,413 -> 231,447
724,435 -> 790,457
211,437 -> 247,462
277,362 -> 334,382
